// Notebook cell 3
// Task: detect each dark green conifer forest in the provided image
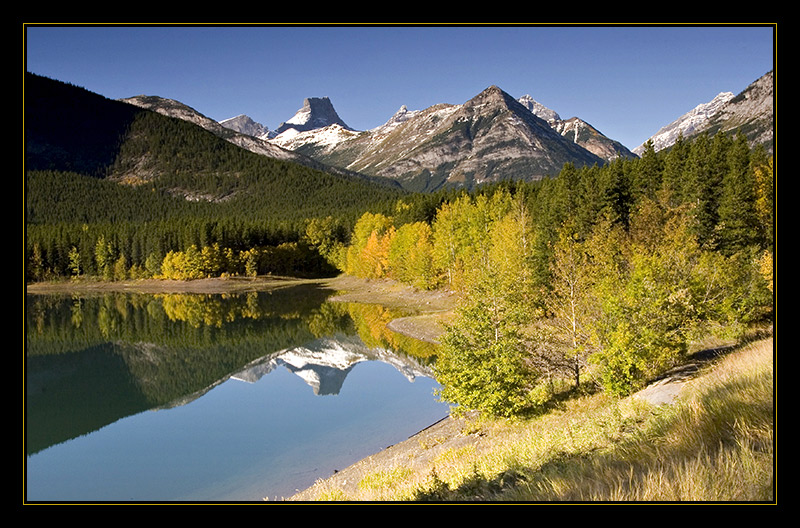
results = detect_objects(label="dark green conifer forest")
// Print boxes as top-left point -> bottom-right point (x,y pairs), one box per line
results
24,72 -> 406,280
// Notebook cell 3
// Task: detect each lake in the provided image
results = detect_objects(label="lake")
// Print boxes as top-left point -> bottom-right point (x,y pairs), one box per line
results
25,284 -> 451,502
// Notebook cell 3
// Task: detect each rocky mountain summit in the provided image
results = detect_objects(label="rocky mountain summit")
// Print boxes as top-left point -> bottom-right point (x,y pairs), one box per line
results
518,94 -> 636,161
518,94 -> 562,123
696,70 -> 774,152
121,95 -> 300,162
632,92 -> 736,155
123,70 -> 773,193
120,94 -> 383,183
274,96 -> 353,136
552,117 -> 636,161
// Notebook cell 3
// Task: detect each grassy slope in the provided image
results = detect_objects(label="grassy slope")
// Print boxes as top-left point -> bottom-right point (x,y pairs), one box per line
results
293,336 -> 774,502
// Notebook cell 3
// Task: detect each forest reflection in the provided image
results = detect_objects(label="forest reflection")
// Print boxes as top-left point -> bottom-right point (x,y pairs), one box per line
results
25,285 -> 437,455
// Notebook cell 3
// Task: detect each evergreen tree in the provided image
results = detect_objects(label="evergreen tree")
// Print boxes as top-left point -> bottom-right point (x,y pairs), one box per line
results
717,133 -> 760,255
660,133 -> 691,206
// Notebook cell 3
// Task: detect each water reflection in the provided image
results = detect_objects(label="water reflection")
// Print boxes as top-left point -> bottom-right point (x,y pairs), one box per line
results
233,334 -> 434,396
25,285 -> 438,457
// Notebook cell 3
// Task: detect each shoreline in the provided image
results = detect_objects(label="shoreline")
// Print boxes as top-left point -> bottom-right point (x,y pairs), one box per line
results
24,275 -> 329,295
26,273 -> 461,501
26,274 -> 761,501
26,274 -> 458,344
285,409 -> 480,502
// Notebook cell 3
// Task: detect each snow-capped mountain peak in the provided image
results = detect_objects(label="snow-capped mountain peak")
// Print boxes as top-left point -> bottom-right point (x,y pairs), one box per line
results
274,96 -> 352,136
633,91 -> 735,155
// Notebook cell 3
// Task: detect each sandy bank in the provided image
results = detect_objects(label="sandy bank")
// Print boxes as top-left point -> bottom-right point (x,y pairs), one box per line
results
286,410 -> 482,501
25,275 -> 326,295
322,275 -> 457,343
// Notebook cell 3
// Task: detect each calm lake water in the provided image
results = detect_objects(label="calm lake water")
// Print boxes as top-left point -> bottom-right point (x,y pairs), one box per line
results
25,284 -> 450,502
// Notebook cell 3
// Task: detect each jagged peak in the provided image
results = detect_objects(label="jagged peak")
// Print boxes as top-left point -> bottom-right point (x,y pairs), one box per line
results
219,113 -> 249,123
275,96 -> 352,135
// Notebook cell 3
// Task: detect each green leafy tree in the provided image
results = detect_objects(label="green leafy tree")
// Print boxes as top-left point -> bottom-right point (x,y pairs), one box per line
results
431,197 -> 466,288
95,235 -> 114,280
434,198 -> 542,418
543,222 -> 602,388
590,201 -> 714,395
68,246 -> 81,277
305,216 -> 349,270
436,303 -> 535,418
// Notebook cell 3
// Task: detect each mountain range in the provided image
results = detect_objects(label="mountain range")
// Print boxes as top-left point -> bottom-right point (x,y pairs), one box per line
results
211,70 -> 772,192
267,86 -> 635,192
24,71 -> 406,230
26,68 -> 774,201
120,94 -> 381,184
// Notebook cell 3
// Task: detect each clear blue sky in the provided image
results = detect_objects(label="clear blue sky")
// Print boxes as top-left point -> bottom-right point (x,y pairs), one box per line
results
24,24 -> 775,150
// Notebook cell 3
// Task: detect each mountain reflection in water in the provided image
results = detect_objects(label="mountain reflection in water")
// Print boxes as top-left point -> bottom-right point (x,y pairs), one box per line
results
25,286 -> 439,456
233,334 -> 435,396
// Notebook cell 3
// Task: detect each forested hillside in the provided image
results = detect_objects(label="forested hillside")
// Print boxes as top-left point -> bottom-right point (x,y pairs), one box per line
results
25,73 -> 405,280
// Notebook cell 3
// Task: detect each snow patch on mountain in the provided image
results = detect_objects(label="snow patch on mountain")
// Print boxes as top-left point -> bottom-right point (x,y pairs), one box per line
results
518,94 -> 561,123
371,105 -> 423,135
633,91 -> 735,155
229,335 -> 435,396
271,123 -> 361,151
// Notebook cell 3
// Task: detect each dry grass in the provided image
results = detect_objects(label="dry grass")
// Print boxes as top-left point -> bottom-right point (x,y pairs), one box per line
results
303,337 -> 774,503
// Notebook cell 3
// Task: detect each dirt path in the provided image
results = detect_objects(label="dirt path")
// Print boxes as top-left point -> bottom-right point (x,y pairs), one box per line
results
631,343 -> 739,406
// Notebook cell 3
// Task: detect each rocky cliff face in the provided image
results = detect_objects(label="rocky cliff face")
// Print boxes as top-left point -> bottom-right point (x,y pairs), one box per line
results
698,70 -> 774,152
551,116 -> 637,161
632,91 -> 736,155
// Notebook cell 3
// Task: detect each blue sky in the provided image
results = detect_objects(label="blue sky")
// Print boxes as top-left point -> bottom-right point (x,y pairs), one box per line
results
25,24 -> 775,150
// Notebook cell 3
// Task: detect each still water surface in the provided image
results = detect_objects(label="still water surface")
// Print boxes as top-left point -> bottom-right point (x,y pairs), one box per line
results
25,284 -> 450,502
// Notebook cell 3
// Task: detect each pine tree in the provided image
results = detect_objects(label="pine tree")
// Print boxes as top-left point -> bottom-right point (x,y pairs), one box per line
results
718,134 -> 759,255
